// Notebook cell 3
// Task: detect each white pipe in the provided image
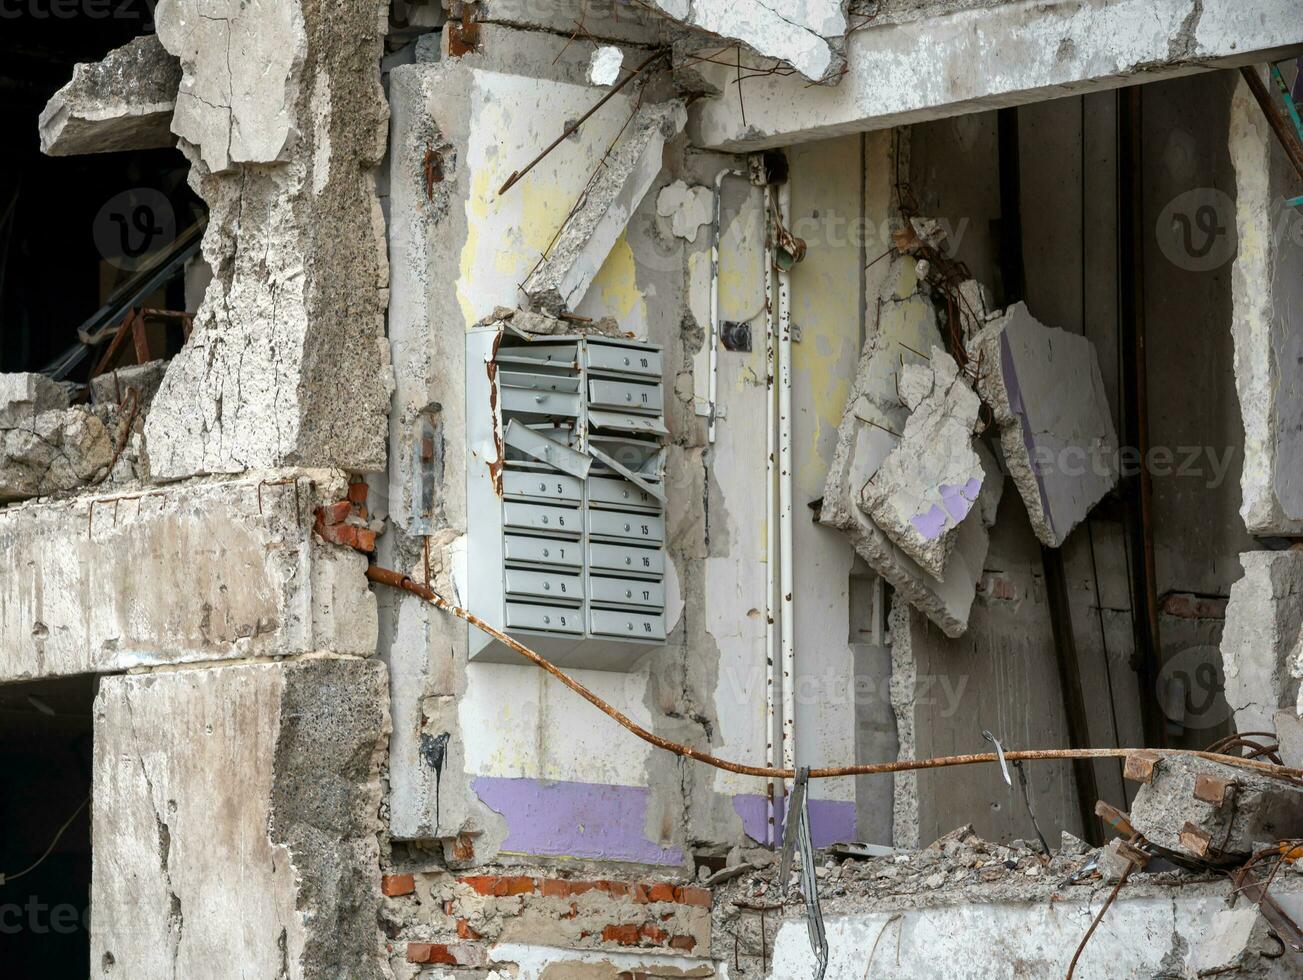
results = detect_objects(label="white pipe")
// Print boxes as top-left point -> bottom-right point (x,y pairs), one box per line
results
708,170 -> 746,445
763,184 -> 778,848
777,181 -> 796,789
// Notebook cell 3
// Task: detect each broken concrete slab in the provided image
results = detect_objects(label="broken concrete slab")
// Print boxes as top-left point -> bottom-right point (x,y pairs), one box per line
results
90,359 -> 170,413
0,469 -> 375,682
970,302 -> 1118,548
92,656 -> 391,980
144,0 -> 392,477
821,252 -> 998,638
523,99 -> 686,313
1220,550 -> 1303,732
470,0 -> 666,45
39,34 -> 181,157
860,347 -> 983,579
0,371 -> 69,425
1126,753 -> 1303,860
646,0 -> 848,83
1229,71 -> 1303,535
689,0 -> 1303,150
0,406 -> 112,502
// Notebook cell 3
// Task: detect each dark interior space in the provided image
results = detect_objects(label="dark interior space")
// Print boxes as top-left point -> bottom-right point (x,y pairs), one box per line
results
0,12 -> 202,380
0,675 -> 96,977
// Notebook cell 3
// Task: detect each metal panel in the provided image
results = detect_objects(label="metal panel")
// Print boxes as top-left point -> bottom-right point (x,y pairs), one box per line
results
589,576 -> 665,609
501,386 -> 581,417
590,607 -> 666,641
502,501 -> 582,536
503,470 -> 583,502
506,602 -> 584,634
587,509 -> 664,544
505,534 -> 583,568
504,420 -> 591,478
587,476 -> 661,510
586,343 -> 663,377
499,370 -> 581,392
587,409 -> 669,437
588,378 -> 664,413
587,542 -> 665,577
505,568 -> 583,604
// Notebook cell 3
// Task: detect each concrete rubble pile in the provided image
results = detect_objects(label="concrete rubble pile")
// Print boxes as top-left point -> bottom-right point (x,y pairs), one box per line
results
0,362 -> 173,503
822,219 -> 1120,635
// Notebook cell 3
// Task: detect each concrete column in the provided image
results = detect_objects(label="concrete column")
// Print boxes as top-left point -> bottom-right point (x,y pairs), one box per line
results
90,656 -> 390,980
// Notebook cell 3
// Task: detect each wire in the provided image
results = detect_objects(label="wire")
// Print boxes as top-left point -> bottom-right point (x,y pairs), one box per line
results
367,566 -> 1303,784
0,796 -> 89,887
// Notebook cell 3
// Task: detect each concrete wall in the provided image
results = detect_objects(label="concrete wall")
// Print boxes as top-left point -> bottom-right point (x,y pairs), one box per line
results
0,470 -> 375,682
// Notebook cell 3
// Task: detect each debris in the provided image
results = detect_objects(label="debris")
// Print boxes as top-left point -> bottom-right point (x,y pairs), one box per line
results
969,302 -> 1119,548
0,406 -> 112,503
0,373 -> 69,426
1126,753 -> 1303,860
89,359 -> 170,414
821,251 -> 999,637
859,347 -> 984,578
477,306 -> 623,337
588,45 -> 624,86
522,99 -> 687,313
38,35 -> 181,156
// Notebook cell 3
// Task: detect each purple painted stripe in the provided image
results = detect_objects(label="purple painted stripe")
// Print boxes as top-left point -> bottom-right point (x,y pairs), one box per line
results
473,776 -> 684,865
732,793 -> 856,849
910,503 -> 950,541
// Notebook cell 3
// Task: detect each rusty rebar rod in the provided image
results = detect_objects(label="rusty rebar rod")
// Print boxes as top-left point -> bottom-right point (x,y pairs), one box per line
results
497,48 -> 670,196
367,565 -> 1303,784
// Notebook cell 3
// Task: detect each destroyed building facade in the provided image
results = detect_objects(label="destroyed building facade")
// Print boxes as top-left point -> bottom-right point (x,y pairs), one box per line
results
1,1 -> 1302,977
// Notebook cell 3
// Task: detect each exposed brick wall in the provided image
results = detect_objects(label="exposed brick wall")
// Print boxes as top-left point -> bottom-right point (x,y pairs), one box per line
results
382,870 -> 713,968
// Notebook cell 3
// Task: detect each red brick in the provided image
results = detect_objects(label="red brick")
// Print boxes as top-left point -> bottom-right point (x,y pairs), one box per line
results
317,522 -> 360,548
459,874 -> 536,897
645,882 -> 677,903
677,886 -> 711,908
347,481 -> 369,505
602,923 -> 641,946
639,923 -> 668,944
406,943 -> 454,965
317,500 -> 353,525
669,935 -> 697,952
541,879 -> 571,898
353,526 -> 377,552
381,873 -> 415,897
597,880 -> 630,898
456,919 -> 481,940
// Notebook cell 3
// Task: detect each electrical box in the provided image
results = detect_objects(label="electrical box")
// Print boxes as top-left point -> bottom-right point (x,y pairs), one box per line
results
466,325 -> 669,671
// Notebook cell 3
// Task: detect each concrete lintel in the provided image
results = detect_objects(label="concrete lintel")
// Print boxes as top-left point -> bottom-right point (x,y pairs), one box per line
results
0,469 -> 376,683
689,0 -> 1303,150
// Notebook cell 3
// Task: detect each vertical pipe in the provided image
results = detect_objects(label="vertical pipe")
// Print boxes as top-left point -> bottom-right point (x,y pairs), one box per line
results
777,182 -> 796,790
763,185 -> 779,847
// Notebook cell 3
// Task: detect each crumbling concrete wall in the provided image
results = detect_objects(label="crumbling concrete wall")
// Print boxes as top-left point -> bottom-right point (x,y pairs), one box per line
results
1221,550 -> 1303,732
1229,68 -> 1303,535
91,656 -> 391,980
143,0 -> 393,478
0,470 -> 374,682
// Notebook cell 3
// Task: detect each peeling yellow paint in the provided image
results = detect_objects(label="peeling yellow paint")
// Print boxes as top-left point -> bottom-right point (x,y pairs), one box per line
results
587,233 -> 648,325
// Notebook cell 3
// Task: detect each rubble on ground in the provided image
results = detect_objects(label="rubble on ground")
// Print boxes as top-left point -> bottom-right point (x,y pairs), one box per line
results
0,373 -> 115,502
969,301 -> 1119,548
